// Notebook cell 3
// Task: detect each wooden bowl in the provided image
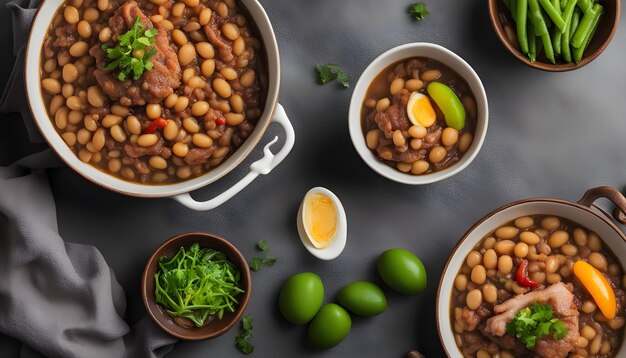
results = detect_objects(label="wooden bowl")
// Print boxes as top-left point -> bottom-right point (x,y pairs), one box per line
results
488,0 -> 620,71
142,232 -> 251,340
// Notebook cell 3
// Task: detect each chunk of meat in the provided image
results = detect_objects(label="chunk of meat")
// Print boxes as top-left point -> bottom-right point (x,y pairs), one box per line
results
534,314 -> 579,358
485,282 -> 579,358
479,325 -> 530,354
375,136 -> 425,163
184,147 -> 216,165
461,305 -> 491,332
52,24 -> 78,48
124,138 -> 164,158
90,2 -> 181,105
460,332 -> 500,357
374,104 -> 410,139
203,15 -> 233,63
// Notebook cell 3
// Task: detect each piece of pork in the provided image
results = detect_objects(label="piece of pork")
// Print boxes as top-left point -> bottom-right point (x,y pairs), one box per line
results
203,13 -> 234,63
90,2 -> 181,105
485,282 -> 579,358
461,305 -> 491,332
534,314 -> 579,358
374,104 -> 409,139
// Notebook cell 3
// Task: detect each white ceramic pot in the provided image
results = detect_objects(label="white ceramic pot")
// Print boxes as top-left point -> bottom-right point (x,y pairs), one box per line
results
437,186 -> 626,357
348,43 -> 488,185
25,0 -> 295,211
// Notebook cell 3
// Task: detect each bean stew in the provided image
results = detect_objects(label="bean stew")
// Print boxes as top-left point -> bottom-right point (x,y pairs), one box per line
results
40,0 -> 267,184
450,215 -> 626,357
361,57 -> 476,175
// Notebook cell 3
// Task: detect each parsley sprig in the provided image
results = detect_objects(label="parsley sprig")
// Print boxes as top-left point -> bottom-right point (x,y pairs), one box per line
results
315,64 -> 350,88
235,314 -> 254,354
249,240 -> 277,271
409,2 -> 430,21
506,303 -> 569,349
102,16 -> 158,81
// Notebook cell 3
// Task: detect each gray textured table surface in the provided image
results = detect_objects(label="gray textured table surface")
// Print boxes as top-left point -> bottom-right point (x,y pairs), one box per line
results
2,0 -> 626,357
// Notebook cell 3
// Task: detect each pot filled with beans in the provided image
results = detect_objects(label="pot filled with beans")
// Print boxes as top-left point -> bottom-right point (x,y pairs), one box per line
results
349,43 -> 488,185
437,186 -> 626,357
25,0 -> 294,210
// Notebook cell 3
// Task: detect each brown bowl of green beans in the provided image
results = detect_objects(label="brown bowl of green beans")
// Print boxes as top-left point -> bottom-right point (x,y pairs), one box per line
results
488,0 -> 620,71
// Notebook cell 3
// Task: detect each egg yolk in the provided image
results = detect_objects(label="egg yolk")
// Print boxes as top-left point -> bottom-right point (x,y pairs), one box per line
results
411,95 -> 436,127
304,194 -> 337,249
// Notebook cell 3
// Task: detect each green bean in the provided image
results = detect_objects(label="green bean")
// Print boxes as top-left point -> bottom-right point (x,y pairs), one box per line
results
517,0 -> 529,54
552,0 -> 561,14
551,0 -> 562,55
511,0 -> 518,21
530,0 -> 556,63
529,0 -> 549,36
553,29 -> 562,55
528,22 -> 537,62
573,3 -> 602,62
560,0 -> 568,11
561,0 -> 579,31
540,33 -> 555,63
536,32 -> 544,56
561,11 -> 572,62
572,4 -> 599,48
542,8 -> 554,28
570,9 -> 581,40
539,0 -> 566,30
577,0 -> 593,13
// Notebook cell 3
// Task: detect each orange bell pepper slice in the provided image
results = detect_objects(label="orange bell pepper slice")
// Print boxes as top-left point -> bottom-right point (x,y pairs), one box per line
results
573,260 -> 616,320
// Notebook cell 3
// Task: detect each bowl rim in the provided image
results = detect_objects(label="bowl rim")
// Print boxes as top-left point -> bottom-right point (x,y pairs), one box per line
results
348,42 -> 489,185
435,196 -> 626,357
487,0 -> 621,72
24,0 -> 280,198
141,232 -> 252,340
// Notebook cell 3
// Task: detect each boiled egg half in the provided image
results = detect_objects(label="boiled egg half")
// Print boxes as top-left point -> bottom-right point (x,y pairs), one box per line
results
297,187 -> 347,260
406,92 -> 436,127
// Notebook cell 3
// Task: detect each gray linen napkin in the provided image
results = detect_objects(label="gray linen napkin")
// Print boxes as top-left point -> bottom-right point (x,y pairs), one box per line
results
0,1 -> 177,357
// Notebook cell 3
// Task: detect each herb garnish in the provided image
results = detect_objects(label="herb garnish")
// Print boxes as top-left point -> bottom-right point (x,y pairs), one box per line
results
235,314 -> 254,354
315,64 -> 350,88
409,2 -> 430,21
102,16 -> 158,81
154,243 -> 244,327
249,240 -> 277,272
506,303 -> 569,349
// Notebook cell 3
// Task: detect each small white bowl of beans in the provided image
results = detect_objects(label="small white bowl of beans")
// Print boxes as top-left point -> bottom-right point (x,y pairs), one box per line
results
349,43 -> 488,185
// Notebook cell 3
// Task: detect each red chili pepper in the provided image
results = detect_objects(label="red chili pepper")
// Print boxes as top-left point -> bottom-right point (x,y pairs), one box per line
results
516,259 -> 541,288
144,118 -> 168,134
215,117 -> 226,126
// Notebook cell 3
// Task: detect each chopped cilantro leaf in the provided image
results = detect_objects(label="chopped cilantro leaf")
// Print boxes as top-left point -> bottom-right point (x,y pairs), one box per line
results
409,2 -> 430,21
506,303 -> 569,349
315,64 -> 350,88
102,16 -> 157,81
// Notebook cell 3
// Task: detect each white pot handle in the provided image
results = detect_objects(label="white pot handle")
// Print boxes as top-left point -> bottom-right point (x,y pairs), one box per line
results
173,104 -> 295,211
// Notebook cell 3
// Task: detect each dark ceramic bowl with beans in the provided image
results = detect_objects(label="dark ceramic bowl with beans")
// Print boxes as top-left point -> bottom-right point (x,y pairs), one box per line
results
488,0 -> 620,71
437,187 -> 626,357
25,0 -> 295,211
142,232 -> 251,340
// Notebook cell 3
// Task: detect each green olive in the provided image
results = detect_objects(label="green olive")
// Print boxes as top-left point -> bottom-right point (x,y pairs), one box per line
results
377,248 -> 427,295
337,281 -> 387,316
426,82 -> 466,130
308,303 -> 351,349
278,272 -> 324,324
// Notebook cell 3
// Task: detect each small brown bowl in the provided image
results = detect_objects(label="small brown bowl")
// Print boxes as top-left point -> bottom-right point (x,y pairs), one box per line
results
488,0 -> 620,71
142,232 -> 251,340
